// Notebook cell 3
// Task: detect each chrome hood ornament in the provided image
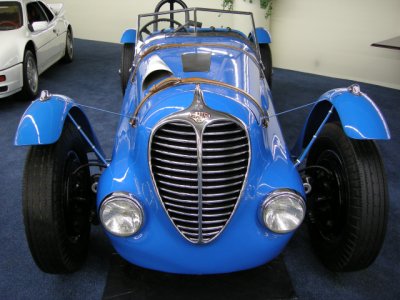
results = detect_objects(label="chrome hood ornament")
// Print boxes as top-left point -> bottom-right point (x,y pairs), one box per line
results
188,85 -> 211,123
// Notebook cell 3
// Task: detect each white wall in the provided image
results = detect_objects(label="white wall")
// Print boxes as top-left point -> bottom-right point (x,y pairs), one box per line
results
270,0 -> 400,89
49,0 -> 400,89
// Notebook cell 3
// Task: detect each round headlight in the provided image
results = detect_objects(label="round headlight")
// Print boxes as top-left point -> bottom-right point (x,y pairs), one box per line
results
261,190 -> 305,234
100,193 -> 143,237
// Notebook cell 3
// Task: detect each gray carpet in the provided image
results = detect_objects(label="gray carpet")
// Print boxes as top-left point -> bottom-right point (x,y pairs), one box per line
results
0,39 -> 398,299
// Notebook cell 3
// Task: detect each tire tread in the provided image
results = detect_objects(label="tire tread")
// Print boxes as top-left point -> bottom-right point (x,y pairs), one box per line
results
22,122 -> 90,273
307,122 -> 388,271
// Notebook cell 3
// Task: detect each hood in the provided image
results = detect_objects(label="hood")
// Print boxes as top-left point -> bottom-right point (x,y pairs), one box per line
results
134,83 -> 263,133
136,36 -> 261,104
0,28 -> 28,70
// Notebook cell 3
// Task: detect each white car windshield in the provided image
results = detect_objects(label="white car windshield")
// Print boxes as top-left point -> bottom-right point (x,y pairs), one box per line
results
0,2 -> 22,31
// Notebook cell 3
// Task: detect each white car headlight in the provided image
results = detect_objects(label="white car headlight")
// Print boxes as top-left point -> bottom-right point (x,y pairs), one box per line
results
100,192 -> 143,237
261,189 -> 305,234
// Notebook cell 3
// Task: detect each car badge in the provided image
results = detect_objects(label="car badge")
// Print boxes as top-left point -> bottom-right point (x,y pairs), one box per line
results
189,111 -> 211,123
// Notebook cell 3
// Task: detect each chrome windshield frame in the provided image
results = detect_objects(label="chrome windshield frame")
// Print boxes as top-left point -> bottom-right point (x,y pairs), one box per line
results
137,7 -> 261,61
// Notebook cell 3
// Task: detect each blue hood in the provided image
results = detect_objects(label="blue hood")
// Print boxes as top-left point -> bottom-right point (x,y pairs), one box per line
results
135,35 -> 262,104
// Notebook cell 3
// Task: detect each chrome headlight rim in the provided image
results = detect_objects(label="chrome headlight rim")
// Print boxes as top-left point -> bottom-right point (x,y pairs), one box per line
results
261,189 -> 306,234
99,192 -> 144,237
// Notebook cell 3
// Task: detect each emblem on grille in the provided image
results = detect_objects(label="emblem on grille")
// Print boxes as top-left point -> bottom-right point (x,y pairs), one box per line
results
189,111 -> 211,123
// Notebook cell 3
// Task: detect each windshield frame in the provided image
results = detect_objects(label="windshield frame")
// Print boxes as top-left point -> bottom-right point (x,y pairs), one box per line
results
137,7 -> 261,60
0,1 -> 23,31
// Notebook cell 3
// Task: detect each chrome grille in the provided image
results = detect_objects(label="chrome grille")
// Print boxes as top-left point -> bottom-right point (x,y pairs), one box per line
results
151,121 -> 199,238
150,119 -> 249,244
201,120 -> 249,242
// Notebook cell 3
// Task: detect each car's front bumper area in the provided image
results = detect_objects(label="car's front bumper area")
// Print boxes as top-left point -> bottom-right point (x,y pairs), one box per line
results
0,63 -> 23,98
97,156 -> 304,274
106,208 -> 294,275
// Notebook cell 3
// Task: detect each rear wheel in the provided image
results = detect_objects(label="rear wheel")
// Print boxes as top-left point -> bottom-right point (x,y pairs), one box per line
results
260,44 -> 272,88
120,43 -> 135,94
23,121 -> 91,273
62,27 -> 74,63
306,122 -> 388,271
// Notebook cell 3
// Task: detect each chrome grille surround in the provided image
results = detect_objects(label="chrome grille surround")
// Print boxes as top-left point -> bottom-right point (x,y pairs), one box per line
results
149,85 -> 250,244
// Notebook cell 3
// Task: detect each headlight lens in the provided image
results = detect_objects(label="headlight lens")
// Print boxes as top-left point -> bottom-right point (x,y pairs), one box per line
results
261,190 -> 305,233
100,193 -> 143,237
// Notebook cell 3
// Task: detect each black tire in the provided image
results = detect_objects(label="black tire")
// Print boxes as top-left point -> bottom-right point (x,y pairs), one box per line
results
62,27 -> 74,63
260,44 -> 272,88
120,43 -> 135,94
22,50 -> 38,100
306,122 -> 388,272
23,121 -> 91,273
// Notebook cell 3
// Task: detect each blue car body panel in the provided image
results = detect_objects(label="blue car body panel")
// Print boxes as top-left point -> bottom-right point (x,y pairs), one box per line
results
255,27 -> 272,43
95,29 -> 304,272
15,95 -> 75,145
97,82 -> 304,274
14,95 -> 105,157
120,29 -> 137,44
293,88 -> 390,155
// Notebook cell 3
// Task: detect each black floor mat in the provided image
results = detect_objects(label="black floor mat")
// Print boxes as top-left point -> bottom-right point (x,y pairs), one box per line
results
102,253 -> 297,300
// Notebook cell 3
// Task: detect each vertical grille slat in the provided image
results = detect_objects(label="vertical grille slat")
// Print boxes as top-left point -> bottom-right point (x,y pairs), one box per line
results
150,119 -> 249,244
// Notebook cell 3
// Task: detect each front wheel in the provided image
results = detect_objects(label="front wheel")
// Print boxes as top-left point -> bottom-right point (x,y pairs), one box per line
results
23,121 -> 91,273
306,122 -> 388,272
22,50 -> 38,99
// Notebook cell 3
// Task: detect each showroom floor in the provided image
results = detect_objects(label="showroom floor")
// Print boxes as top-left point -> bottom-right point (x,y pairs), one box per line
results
0,39 -> 398,299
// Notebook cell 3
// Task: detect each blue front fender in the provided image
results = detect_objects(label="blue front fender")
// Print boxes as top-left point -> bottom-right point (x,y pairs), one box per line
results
14,95 -> 105,157
293,87 -> 390,155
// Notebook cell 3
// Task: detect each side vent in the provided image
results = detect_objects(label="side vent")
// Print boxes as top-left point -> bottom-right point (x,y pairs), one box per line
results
142,54 -> 173,90
143,70 -> 173,90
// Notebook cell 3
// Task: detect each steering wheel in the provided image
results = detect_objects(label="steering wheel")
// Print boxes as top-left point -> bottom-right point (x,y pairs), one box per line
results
139,18 -> 186,41
0,20 -> 19,27
154,0 -> 188,30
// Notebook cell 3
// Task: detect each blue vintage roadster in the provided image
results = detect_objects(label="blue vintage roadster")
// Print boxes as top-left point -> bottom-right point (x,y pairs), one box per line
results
15,0 -> 390,274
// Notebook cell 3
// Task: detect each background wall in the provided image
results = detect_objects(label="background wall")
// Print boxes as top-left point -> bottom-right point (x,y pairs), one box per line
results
48,0 -> 399,89
48,0 -> 268,43
270,0 -> 400,89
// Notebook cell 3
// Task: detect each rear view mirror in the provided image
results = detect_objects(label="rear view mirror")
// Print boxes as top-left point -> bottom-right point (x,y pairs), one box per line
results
32,21 -> 48,32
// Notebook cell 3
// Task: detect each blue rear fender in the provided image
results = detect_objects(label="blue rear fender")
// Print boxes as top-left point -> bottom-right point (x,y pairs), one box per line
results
249,27 -> 271,44
120,29 -> 137,44
14,95 -> 105,157
293,87 -> 390,155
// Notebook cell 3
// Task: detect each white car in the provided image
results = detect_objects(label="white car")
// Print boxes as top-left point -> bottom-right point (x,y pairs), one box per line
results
0,0 -> 73,99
